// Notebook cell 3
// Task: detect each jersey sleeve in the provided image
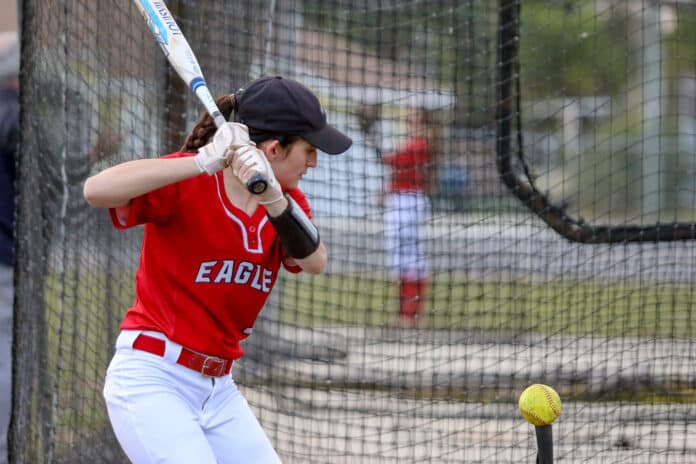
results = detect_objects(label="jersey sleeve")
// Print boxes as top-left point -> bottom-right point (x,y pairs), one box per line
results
281,254 -> 303,273
108,153 -> 187,229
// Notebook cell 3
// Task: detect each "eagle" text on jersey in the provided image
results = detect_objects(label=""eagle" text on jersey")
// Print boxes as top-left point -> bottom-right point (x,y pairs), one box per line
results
195,260 -> 273,293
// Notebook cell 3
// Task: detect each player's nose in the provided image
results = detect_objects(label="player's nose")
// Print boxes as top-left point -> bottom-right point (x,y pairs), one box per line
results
306,152 -> 318,167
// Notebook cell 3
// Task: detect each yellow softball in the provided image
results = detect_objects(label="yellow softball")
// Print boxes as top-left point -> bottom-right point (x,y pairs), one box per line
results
518,384 -> 562,426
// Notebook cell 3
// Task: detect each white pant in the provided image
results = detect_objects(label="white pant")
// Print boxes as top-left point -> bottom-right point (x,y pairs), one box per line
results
103,330 -> 281,464
384,192 -> 431,279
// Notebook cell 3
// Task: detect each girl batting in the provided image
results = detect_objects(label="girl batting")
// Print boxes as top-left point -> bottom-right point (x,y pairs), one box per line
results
84,76 -> 352,463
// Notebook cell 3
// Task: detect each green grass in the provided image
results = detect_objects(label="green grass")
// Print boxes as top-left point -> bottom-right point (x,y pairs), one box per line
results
280,272 -> 696,338
38,268 -> 135,447
28,267 -> 696,431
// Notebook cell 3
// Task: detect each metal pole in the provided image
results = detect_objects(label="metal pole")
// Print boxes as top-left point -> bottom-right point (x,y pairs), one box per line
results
641,4 -> 663,216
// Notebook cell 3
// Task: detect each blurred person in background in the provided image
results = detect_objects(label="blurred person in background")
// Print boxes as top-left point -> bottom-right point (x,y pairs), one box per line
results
0,30 -> 19,464
381,107 -> 435,328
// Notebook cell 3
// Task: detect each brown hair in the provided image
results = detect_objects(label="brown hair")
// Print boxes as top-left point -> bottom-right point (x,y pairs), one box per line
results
179,95 -> 235,152
179,94 -> 301,153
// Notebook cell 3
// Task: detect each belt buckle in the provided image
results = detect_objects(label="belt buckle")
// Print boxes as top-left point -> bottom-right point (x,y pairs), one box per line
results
201,355 -> 225,377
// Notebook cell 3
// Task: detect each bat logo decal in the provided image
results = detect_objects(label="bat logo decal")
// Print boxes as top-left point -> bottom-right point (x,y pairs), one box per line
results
138,0 -> 170,46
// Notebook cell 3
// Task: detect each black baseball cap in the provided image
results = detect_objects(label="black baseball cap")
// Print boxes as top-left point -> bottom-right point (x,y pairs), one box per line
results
236,76 -> 352,155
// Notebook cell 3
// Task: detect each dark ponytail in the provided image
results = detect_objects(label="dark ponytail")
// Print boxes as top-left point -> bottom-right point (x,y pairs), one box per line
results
179,94 -> 238,152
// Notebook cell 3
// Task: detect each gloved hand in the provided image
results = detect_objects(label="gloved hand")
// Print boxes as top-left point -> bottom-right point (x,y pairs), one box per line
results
194,122 -> 252,175
231,145 -> 282,204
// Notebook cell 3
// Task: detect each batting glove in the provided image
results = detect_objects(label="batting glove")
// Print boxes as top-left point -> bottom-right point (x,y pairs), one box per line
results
194,122 -> 253,175
231,145 -> 282,202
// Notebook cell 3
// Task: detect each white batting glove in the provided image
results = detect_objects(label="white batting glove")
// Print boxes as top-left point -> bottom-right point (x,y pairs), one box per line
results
231,145 -> 282,202
194,122 -> 252,175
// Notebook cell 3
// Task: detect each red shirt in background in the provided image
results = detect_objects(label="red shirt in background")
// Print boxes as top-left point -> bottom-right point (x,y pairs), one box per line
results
383,136 -> 430,193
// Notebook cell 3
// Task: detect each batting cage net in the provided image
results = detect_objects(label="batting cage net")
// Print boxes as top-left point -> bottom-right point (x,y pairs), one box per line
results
11,0 -> 696,462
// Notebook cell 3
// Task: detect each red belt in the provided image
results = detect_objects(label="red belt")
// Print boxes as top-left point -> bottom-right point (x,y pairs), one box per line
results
132,334 -> 233,377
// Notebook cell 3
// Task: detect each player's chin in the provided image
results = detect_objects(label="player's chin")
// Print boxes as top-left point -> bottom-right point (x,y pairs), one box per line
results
285,177 -> 302,189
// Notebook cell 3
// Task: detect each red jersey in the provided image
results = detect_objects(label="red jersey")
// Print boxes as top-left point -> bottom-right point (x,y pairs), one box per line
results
109,152 -> 306,359
383,136 -> 430,193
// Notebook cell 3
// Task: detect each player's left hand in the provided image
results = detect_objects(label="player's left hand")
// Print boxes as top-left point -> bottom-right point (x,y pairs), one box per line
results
231,145 -> 282,203
195,122 -> 252,175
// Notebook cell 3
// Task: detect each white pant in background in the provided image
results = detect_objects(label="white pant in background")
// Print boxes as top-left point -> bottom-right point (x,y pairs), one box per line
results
384,192 -> 431,279
103,330 -> 281,464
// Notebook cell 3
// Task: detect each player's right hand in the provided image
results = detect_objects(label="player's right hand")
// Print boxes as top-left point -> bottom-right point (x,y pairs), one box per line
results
230,145 -> 281,202
194,122 -> 252,175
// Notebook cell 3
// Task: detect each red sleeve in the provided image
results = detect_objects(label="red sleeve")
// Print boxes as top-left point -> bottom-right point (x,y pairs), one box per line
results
108,184 -> 178,229
108,153 -> 188,229
281,254 -> 303,274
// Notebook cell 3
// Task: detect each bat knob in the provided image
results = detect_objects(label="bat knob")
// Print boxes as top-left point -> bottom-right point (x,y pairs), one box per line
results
247,175 -> 268,195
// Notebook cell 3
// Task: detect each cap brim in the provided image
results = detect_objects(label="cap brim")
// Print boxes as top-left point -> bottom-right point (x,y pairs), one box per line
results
303,124 -> 353,155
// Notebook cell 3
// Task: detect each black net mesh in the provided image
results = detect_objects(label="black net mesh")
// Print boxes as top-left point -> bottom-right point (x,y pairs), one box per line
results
12,0 -> 696,463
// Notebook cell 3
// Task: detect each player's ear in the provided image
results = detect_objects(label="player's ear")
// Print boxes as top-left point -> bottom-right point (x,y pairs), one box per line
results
264,139 -> 284,161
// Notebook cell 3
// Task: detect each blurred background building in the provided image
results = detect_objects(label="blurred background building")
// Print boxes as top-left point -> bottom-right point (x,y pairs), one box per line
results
0,1 -> 18,33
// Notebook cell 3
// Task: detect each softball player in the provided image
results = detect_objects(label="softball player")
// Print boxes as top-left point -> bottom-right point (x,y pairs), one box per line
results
84,76 -> 352,464
382,107 -> 433,328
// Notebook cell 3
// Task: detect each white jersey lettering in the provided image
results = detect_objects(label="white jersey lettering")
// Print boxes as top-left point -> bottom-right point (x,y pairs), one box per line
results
195,261 -> 216,283
251,264 -> 266,291
194,260 -> 274,293
262,268 -> 272,293
234,261 -> 254,285
214,260 -> 235,283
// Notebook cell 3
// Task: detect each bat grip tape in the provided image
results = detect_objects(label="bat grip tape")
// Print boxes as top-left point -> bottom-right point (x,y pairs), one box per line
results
267,194 -> 320,259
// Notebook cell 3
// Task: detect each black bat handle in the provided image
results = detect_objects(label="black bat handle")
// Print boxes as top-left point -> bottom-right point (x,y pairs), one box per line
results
535,425 -> 553,464
247,175 -> 268,194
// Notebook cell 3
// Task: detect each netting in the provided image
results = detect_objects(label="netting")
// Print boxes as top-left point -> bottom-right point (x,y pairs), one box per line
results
11,0 -> 696,463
